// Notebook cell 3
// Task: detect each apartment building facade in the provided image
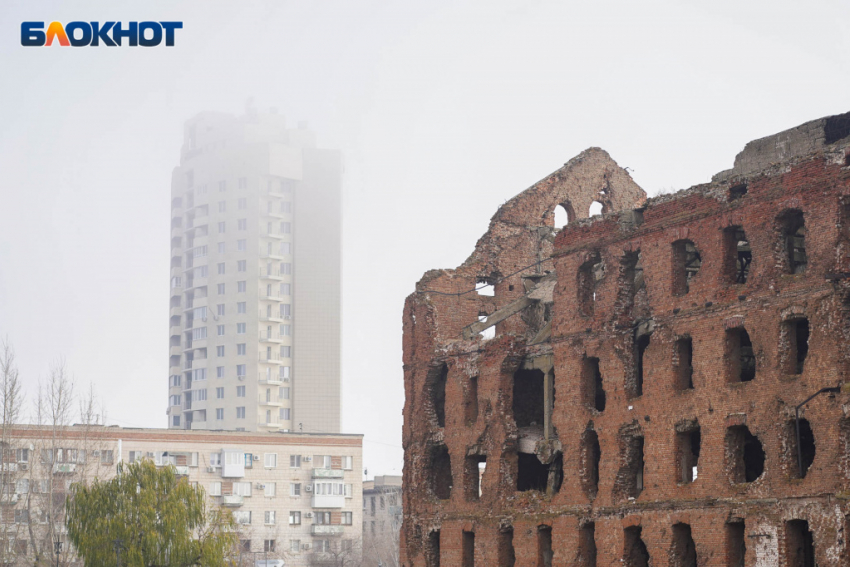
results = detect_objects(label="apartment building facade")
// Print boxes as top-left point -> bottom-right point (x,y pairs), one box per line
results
168,108 -> 342,434
362,475 -> 402,567
3,425 -> 362,567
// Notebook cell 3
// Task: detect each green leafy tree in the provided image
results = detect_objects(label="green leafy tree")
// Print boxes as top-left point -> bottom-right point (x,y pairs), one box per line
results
66,459 -> 236,567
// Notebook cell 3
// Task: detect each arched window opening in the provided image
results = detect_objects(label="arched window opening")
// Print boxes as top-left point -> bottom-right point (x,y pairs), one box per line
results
553,204 -> 571,228
725,327 -> 756,383
670,523 -> 698,567
781,318 -> 810,375
429,445 -> 452,500
623,526 -> 649,567
777,209 -> 807,274
786,418 -> 816,479
723,226 -> 751,284
588,201 -> 604,217
725,425 -> 764,483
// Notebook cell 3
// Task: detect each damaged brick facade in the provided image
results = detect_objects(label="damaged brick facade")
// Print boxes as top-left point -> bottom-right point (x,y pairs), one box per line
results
401,112 -> 850,566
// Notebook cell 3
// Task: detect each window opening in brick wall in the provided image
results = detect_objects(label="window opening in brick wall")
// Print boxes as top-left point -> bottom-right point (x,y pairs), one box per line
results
582,357 -> 606,412
672,240 -> 702,296
476,277 -> 495,296
614,423 -> 644,500
632,332 -> 651,398
725,425 -> 764,483
429,445 -> 452,500
577,252 -> 603,317
777,209 -> 807,274
462,531 -> 475,567
845,153 -> 850,167
464,455 -> 486,501
786,418 -> 815,479
781,318 -> 810,375
577,522 -> 597,567
674,337 -> 694,390
498,527 -> 516,567
675,421 -> 701,484
785,520 -> 815,567
725,328 -> 756,383
554,203 -> 573,228
581,427 -> 601,500
725,520 -> 746,567
426,530 -> 441,567
723,226 -> 751,284
478,313 -> 496,340
670,523 -> 698,567
517,453 -> 549,493
537,525 -> 553,567
513,369 -> 544,427
620,251 -> 646,312
623,526 -> 650,567
464,376 -> 479,426
429,363 -> 448,428
729,183 -> 748,200
589,201 -> 603,217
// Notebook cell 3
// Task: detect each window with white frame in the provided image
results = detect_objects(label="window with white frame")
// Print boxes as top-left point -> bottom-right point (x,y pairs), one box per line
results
210,453 -> 221,467
236,407 -> 245,419
238,218 -> 247,230
238,198 -> 247,209
237,302 -> 246,314
192,307 -> 207,320
281,387 -> 290,400
236,386 -> 246,397
264,483 -> 276,497
314,455 -> 332,469
192,327 -> 207,341
344,484 -> 352,498
279,408 -> 291,421
217,283 -> 225,295
170,395 -> 180,406
210,482 -> 222,496
216,346 -> 225,357
218,221 -> 225,233
217,242 -> 225,254
217,325 -> 225,336
237,323 -> 246,334
192,368 -> 206,381
314,512 -> 331,525
216,304 -> 225,316
281,346 -> 291,358
237,260 -> 246,272
281,242 -> 292,255
237,344 -> 246,355
233,482 -> 251,497
341,512 -> 352,525
313,482 -> 345,496
289,511 -> 301,525
216,387 -> 224,399
315,540 -> 330,553
290,483 -> 300,496
216,408 -> 224,420
290,540 -> 300,553
237,280 -> 246,292
195,390 -> 209,403
217,262 -> 225,275
233,511 -> 251,525
218,201 -> 226,213
237,239 -> 246,251
280,324 -> 291,336
280,304 -> 291,318
264,453 -> 277,468
216,366 -> 224,378
236,364 -> 246,377
290,454 -> 301,468
342,456 -> 353,470
282,366 -> 291,379
281,222 -> 291,234
264,511 -> 276,525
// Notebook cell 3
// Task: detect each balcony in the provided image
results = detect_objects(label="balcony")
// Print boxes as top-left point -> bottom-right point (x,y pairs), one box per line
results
221,495 -> 244,507
258,419 -> 282,429
259,311 -> 286,323
53,463 -> 77,475
264,209 -> 287,219
0,493 -> 19,505
312,468 -> 344,479
263,229 -> 286,240
259,330 -> 284,343
311,494 -> 344,508
311,525 -> 344,536
258,394 -> 285,407
259,293 -> 283,302
260,252 -> 285,261
174,466 -> 190,476
258,373 -> 284,386
259,268 -> 285,280
258,353 -> 284,365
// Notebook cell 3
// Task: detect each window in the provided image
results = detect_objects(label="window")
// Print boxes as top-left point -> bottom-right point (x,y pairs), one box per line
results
726,326 -> 756,383
237,280 -> 246,293
281,346 -> 291,358
236,364 -> 246,377
281,201 -> 292,213
281,263 -> 292,275
315,455 -> 332,469
237,386 -> 246,397
290,540 -> 301,554
219,180 -> 226,192
237,260 -> 246,272
218,201 -> 226,213
265,453 -> 278,468
777,209 -> 807,274
192,327 -> 207,341
281,283 -> 291,295
216,387 -> 224,399
237,239 -> 247,251
290,483 -> 300,496
265,483 -> 276,497
264,511 -> 276,525
289,511 -> 302,525
281,243 -> 292,255
238,219 -> 247,230
172,416 -> 180,427
237,344 -> 246,355
282,387 -> 291,400
217,242 -> 225,254
216,304 -> 225,316
281,222 -> 292,234
237,302 -> 246,314
215,325 -> 224,337
216,366 -> 224,378
315,511 -> 332,525
193,389 -> 207,401
342,456 -> 353,470
217,283 -> 225,295
315,540 -> 330,553
170,395 -> 181,406
264,540 -> 275,553
216,346 -> 225,357
342,512 -> 353,525
280,408 -> 291,420
237,323 -> 246,334
192,368 -> 206,381
671,239 -> 702,296
290,454 -> 301,468
210,453 -> 221,467
238,197 -> 247,209
216,408 -> 224,420
236,407 -> 245,419
217,262 -> 225,275
218,221 -> 225,233
170,374 -> 182,388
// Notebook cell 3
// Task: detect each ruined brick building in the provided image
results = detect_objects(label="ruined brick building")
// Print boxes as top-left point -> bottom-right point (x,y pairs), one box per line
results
401,112 -> 850,567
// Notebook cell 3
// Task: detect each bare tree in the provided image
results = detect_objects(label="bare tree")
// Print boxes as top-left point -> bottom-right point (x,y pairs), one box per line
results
0,339 -> 25,564
361,485 -> 402,567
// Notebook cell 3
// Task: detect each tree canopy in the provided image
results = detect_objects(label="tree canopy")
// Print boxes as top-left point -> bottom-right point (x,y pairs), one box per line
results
66,459 -> 236,567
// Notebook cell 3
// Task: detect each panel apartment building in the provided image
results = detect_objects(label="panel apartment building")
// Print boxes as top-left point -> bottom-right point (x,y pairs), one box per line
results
167,109 -> 342,434
3,425 -> 362,567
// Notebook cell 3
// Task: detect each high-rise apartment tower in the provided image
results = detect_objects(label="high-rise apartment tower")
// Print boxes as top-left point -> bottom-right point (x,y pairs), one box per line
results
167,109 -> 341,434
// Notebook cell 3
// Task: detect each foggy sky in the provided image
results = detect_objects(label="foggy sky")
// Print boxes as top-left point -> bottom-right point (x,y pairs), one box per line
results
1,0 -> 849,478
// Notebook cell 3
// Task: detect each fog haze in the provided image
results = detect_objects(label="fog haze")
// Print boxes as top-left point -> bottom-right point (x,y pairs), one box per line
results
1,0 -> 849,476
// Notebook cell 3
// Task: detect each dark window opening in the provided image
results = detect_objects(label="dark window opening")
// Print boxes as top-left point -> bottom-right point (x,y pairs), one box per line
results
430,445 -> 452,500
623,526 -> 650,567
549,452 -> 563,494
464,455 -> 486,501
517,453 -> 548,493
676,423 -> 701,484
618,251 -> 646,320
725,426 -> 764,483
513,368 -> 544,427
785,520 -> 815,567
671,523 -> 698,567
674,337 -> 694,390
577,523 -> 597,567
537,526 -> 553,567
631,333 -> 651,398
723,226 -> 751,284
782,318 -> 810,375
582,357 -> 606,412
777,209 -> 807,274
577,252 -> 603,317
825,112 -> 850,144
581,428 -> 601,500
725,521 -> 746,567
726,328 -> 755,383
462,531 -> 475,567
498,528 -> 516,567
426,530 -> 441,567
672,240 -> 702,296
729,183 -> 748,200
787,418 -> 816,479
430,364 -> 448,428
464,376 -> 479,426
845,154 -> 850,167
614,424 -> 644,500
